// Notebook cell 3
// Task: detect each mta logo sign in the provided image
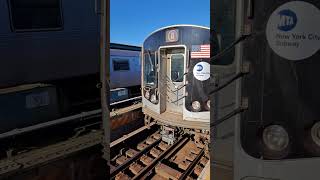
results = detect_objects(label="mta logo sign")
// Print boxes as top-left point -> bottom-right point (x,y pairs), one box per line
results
196,64 -> 203,71
277,9 -> 297,31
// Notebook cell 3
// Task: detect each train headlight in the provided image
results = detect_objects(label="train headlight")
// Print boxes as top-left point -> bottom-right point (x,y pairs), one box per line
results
150,94 -> 158,104
262,125 -> 290,159
191,101 -> 201,112
145,91 -> 150,99
311,122 -> 320,147
263,125 -> 289,151
304,121 -> 320,156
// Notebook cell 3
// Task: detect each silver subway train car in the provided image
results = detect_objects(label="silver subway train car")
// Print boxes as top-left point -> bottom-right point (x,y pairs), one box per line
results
0,0 -> 101,134
0,0 -> 101,88
110,43 -> 141,90
110,43 -> 141,102
141,25 -> 210,140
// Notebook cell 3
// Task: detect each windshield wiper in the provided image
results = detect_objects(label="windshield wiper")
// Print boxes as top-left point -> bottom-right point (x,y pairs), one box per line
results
210,33 -> 253,64
209,62 -> 250,96
211,98 -> 248,127
210,32 -> 254,126
209,32 -> 253,96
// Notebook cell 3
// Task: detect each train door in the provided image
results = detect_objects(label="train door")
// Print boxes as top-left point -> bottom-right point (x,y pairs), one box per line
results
166,53 -> 185,113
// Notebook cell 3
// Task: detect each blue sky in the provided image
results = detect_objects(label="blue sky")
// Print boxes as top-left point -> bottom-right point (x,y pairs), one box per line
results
110,0 -> 210,46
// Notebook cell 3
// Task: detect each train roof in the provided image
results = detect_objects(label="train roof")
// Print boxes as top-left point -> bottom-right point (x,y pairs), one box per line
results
110,43 -> 141,51
144,24 -> 210,43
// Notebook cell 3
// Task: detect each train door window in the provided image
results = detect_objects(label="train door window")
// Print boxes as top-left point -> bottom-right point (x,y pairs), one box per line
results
170,54 -> 184,82
9,0 -> 63,31
113,59 -> 130,71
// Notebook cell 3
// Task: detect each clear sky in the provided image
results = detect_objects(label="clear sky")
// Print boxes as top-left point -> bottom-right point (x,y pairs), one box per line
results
110,0 -> 210,46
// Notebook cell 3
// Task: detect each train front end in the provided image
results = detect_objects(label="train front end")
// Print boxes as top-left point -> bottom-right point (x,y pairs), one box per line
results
141,25 -> 210,141
212,0 -> 320,179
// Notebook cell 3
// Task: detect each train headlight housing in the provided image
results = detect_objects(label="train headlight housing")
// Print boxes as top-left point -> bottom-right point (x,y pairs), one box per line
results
263,125 -> 289,151
262,125 -> 290,159
304,121 -> 320,156
191,101 -> 201,112
150,94 -> 158,104
310,122 -> 320,147
145,91 -> 150,99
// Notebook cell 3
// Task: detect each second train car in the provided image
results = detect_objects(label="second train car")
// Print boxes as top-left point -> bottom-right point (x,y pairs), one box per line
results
141,25 -> 210,144
110,43 -> 141,102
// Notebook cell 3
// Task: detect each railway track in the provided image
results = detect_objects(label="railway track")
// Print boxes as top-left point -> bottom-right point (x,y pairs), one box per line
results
110,131 -> 209,180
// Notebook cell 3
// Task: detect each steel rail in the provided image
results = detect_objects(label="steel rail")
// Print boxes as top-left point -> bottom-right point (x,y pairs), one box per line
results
179,148 -> 205,180
133,136 -> 189,180
110,136 -> 161,177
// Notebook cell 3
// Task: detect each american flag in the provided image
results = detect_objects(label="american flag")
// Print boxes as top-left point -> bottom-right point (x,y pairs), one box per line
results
191,44 -> 210,59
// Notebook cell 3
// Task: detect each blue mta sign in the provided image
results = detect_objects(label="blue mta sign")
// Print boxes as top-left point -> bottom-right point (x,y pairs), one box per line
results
277,9 -> 297,31
196,64 -> 203,71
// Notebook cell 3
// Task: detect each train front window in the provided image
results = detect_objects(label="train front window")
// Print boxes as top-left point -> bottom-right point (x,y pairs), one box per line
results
9,0 -> 63,31
143,52 -> 156,86
170,54 -> 184,82
211,0 -> 235,65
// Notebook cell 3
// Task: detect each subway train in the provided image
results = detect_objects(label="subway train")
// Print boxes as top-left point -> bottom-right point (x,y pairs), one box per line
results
0,0 -> 102,134
110,43 -> 141,99
0,0 -> 141,134
0,0 -> 101,88
110,43 -> 141,89
141,25 -> 210,144
211,0 -> 320,179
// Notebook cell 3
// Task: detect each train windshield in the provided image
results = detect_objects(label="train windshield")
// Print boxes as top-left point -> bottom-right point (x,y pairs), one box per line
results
143,51 -> 156,86
211,0 -> 236,65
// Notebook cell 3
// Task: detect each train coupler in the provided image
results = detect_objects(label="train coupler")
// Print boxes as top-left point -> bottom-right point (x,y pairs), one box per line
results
160,126 -> 176,145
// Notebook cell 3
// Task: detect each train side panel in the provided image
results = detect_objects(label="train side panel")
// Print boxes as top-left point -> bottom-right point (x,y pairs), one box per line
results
0,0 -> 100,88
110,49 -> 141,89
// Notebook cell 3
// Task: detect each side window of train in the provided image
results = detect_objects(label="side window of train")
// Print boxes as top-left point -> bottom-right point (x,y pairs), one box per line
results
113,59 -> 130,71
9,0 -> 63,32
